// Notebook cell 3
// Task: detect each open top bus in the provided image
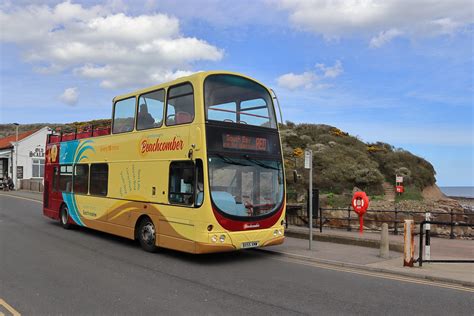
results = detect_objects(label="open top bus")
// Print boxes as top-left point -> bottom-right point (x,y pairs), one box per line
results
43,71 -> 286,254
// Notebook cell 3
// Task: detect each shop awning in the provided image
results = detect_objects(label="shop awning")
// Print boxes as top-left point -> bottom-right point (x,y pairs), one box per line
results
0,149 -> 12,159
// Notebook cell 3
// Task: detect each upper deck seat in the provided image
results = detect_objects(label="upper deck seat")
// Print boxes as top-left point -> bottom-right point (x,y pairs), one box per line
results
176,111 -> 192,124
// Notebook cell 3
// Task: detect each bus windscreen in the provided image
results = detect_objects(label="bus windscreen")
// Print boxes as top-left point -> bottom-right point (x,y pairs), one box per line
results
204,74 -> 277,128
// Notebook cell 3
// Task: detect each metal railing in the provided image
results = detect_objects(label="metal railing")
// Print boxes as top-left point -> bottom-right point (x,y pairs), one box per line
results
417,220 -> 474,266
285,205 -> 473,238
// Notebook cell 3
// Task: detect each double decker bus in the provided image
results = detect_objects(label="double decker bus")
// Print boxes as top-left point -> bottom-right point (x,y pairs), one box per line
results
43,71 -> 286,253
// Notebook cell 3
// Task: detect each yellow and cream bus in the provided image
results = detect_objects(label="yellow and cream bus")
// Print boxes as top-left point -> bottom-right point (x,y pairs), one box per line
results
43,71 -> 286,253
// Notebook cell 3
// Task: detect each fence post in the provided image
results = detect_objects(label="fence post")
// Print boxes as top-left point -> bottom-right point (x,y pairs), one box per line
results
450,209 -> 455,239
418,221 -> 424,267
404,219 -> 415,267
347,206 -> 351,231
394,207 -> 398,235
319,207 -> 323,233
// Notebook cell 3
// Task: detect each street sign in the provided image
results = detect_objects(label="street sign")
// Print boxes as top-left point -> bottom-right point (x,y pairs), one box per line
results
16,166 -> 23,179
304,149 -> 312,169
396,176 -> 403,183
396,185 -> 404,193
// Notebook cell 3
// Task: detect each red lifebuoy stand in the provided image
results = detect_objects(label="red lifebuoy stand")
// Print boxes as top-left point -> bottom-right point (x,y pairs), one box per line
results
352,191 -> 369,234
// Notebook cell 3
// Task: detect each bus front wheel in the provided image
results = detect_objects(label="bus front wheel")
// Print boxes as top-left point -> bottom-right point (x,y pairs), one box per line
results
60,205 -> 72,229
138,217 -> 158,253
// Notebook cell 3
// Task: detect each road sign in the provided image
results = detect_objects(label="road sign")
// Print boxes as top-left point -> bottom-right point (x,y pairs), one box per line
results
304,149 -> 312,169
396,176 -> 403,183
396,185 -> 404,193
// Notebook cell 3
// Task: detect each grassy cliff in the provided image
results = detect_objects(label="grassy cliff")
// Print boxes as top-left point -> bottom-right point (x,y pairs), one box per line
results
281,122 -> 436,198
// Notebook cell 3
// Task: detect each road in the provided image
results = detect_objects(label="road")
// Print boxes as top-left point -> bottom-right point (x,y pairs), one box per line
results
1,194 -> 473,315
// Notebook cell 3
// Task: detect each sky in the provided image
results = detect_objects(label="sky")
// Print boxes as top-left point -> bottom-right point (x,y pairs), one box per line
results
0,0 -> 473,186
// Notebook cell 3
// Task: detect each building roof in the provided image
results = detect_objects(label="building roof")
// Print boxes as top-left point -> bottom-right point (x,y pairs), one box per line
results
0,130 -> 38,150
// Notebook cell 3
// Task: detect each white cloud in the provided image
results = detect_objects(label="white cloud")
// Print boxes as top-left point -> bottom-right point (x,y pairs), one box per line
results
369,28 -> 403,48
0,1 -> 223,89
60,87 -> 79,105
276,72 -> 315,90
316,60 -> 343,78
278,0 -> 473,47
277,60 -> 343,90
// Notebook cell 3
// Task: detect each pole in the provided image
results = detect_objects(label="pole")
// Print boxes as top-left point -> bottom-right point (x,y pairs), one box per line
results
309,158 -> 313,250
13,123 -> 19,189
418,222 -> 424,267
425,213 -> 431,261
304,149 -> 313,250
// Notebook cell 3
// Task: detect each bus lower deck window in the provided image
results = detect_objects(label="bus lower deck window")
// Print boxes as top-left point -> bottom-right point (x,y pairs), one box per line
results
59,165 -> 73,192
169,161 -> 194,205
74,164 -> 89,194
90,163 -> 108,196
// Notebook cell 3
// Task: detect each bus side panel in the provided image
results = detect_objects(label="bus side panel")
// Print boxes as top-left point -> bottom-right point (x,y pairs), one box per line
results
157,214 -> 195,253
75,195 -> 109,223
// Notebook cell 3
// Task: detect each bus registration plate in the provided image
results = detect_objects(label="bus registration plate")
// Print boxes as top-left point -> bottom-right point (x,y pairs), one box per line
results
241,241 -> 259,249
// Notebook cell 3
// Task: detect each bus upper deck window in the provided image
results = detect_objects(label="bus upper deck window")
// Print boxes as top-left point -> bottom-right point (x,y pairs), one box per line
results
137,89 -> 164,130
113,97 -> 136,134
204,74 -> 277,128
166,83 -> 194,126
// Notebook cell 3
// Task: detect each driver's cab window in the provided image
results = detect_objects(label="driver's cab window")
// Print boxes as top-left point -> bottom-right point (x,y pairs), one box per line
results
195,159 -> 204,207
169,161 -> 195,205
166,83 -> 194,126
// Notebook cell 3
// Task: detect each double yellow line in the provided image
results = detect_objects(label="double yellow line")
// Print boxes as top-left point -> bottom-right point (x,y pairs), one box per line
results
0,299 -> 20,316
0,193 -> 42,204
275,255 -> 474,293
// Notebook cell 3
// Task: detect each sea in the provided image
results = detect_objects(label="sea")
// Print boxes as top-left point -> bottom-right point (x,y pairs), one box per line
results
439,186 -> 474,198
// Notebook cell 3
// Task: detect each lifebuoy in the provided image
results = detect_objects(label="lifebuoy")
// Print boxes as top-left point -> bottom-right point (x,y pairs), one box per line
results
352,191 -> 370,233
352,191 -> 369,215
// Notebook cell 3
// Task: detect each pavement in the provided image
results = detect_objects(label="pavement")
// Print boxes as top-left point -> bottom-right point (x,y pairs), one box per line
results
262,229 -> 474,287
3,190 -> 474,288
1,191 -> 474,315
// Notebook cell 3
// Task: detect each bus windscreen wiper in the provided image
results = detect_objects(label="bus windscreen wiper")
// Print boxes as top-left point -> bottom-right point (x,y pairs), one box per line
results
243,155 -> 279,170
216,154 -> 250,166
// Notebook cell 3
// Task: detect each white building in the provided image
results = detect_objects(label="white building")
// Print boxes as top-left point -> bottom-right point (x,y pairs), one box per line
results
0,126 -> 50,190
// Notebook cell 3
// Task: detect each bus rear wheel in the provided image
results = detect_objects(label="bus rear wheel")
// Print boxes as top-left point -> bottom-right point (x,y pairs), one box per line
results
138,218 -> 158,252
60,205 -> 72,229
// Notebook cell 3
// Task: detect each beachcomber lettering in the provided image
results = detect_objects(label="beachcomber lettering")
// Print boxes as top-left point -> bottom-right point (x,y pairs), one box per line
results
140,137 -> 184,154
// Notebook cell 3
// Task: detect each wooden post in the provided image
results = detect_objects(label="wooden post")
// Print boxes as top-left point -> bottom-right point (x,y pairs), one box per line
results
403,219 -> 415,267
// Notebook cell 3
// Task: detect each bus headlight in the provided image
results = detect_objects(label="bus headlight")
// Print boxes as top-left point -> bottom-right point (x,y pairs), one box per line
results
211,235 -> 218,243
219,235 -> 226,243
273,230 -> 279,236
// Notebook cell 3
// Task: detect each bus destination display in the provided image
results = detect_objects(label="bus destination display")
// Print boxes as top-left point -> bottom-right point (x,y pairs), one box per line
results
222,134 -> 268,151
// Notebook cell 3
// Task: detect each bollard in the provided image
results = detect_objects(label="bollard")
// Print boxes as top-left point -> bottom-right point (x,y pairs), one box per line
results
403,220 -> 415,267
380,223 -> 390,259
